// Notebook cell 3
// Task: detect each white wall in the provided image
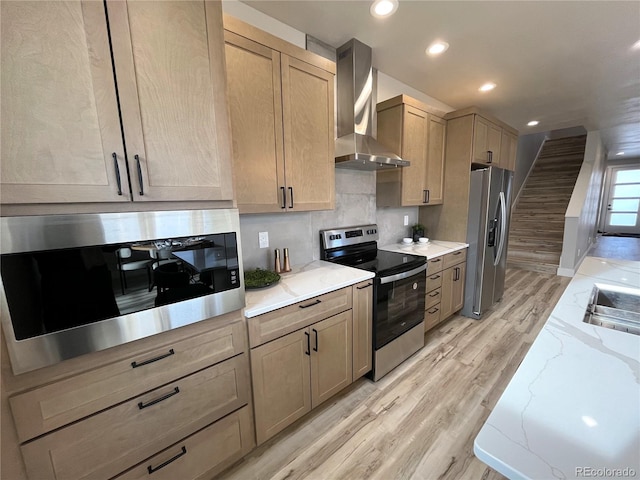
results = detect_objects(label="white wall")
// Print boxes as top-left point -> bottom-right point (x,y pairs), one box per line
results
558,131 -> 606,276
377,72 -> 454,113
221,0 -> 305,47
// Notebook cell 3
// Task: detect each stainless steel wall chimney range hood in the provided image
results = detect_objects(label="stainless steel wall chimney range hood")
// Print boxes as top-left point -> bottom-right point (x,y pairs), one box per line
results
335,39 -> 409,171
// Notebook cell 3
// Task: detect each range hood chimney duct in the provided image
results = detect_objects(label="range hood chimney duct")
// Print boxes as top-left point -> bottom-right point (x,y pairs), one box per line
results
335,39 -> 408,170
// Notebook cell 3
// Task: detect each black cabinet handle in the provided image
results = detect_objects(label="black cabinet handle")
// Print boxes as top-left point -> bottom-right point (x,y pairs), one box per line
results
487,151 -> 493,163
135,154 -> 144,195
429,291 -> 439,297
431,258 -> 441,263
288,186 -> 294,208
299,299 -> 321,309
280,187 -> 286,209
356,282 -> 373,289
453,251 -> 462,255
430,274 -> 440,280
147,446 -> 187,474
131,349 -> 175,368
112,152 -> 122,196
454,267 -> 460,281
312,328 -> 318,352
304,331 -> 310,356
138,387 -> 179,409
428,307 -> 439,314
423,189 -> 430,203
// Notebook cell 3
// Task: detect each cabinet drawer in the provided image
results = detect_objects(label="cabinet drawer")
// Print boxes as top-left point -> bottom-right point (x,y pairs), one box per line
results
11,321 -> 246,443
114,405 -> 254,480
424,305 -> 442,332
426,287 -> 441,309
426,272 -> 443,293
427,256 -> 445,274
443,249 -> 467,269
248,287 -> 352,347
21,354 -> 250,480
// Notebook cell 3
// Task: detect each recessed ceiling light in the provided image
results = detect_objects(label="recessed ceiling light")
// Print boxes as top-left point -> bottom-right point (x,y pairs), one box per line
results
527,120 -> 539,127
616,151 -> 625,156
632,39 -> 640,50
427,41 -> 449,56
370,0 -> 398,18
479,82 -> 496,92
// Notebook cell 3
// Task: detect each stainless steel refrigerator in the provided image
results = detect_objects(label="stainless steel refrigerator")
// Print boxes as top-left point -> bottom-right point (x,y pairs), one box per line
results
462,165 -> 513,319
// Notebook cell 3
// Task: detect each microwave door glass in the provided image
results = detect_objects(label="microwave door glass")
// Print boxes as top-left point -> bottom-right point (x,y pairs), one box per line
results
1,233 -> 240,341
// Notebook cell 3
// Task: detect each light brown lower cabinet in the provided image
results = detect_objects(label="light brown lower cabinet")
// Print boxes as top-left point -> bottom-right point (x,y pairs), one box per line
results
424,250 -> 467,332
251,310 -> 353,445
20,354 -> 250,480
114,405 -> 253,480
352,280 -> 373,381
440,262 -> 466,320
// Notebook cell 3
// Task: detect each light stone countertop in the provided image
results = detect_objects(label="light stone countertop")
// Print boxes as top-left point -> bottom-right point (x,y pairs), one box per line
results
379,239 -> 469,258
244,260 -> 375,318
474,256 -> 640,480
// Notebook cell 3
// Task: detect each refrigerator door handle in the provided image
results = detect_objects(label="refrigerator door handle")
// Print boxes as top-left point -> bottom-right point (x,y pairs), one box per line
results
494,191 -> 507,266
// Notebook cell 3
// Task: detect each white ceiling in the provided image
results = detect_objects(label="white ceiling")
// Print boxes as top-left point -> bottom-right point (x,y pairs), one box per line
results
242,0 -> 640,159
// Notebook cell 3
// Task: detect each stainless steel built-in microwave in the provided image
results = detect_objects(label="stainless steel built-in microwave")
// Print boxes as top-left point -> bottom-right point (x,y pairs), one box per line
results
0,209 -> 245,374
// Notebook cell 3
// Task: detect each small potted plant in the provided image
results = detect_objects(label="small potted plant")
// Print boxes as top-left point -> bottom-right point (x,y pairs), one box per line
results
412,223 -> 425,243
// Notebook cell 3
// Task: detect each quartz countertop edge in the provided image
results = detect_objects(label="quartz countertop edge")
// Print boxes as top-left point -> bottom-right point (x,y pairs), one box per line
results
474,256 -> 640,480
244,260 -> 375,318
379,239 -> 469,258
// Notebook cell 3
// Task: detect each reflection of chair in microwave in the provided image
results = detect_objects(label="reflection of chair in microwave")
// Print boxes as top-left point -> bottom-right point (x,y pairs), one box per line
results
115,247 -> 152,295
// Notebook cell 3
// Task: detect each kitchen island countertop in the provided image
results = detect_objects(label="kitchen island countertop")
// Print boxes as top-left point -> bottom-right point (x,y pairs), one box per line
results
244,260 -> 374,318
474,256 -> 640,479
379,239 -> 468,258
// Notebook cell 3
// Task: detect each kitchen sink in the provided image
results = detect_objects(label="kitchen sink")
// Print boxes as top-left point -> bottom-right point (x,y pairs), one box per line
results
583,283 -> 640,336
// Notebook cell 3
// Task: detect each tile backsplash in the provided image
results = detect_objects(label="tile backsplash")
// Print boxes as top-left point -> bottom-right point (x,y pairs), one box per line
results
240,169 -> 419,269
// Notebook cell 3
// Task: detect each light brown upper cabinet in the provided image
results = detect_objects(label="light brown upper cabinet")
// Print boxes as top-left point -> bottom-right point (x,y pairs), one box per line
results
472,116 -> 503,166
420,108 -> 517,242
1,1 -> 234,205
224,15 -> 335,214
499,130 -> 518,171
376,95 -> 446,207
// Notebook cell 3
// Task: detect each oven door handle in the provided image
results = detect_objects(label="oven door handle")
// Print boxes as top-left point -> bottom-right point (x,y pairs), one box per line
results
379,263 -> 427,284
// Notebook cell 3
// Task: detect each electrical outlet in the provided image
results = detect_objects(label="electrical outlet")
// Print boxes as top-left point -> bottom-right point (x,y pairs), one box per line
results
258,231 -> 269,249
403,215 -> 409,226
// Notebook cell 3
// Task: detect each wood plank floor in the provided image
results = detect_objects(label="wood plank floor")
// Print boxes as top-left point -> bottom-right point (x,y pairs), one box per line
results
219,269 -> 571,480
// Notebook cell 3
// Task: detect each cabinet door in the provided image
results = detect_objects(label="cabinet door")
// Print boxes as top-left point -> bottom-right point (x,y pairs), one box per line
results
1,1 -> 129,204
473,116 -> 502,166
401,105 -> 429,205
225,32 -> 285,213
499,130 -> 518,171
440,263 -> 466,320
281,55 -> 335,211
440,266 -> 455,320
451,263 -> 466,313
425,115 -> 446,204
352,281 -> 373,381
108,1 -> 234,202
251,329 -> 311,445
310,311 -> 353,408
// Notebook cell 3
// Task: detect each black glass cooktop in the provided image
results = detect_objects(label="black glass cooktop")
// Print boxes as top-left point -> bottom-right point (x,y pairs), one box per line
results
329,249 -> 425,278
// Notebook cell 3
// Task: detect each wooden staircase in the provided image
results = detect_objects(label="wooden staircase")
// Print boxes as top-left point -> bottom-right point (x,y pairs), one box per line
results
507,135 -> 587,274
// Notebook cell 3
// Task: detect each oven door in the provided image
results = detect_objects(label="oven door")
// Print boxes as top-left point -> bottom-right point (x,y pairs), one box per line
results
374,264 -> 427,350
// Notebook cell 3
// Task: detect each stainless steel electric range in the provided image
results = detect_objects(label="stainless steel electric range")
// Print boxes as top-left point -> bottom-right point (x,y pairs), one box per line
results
320,225 -> 426,381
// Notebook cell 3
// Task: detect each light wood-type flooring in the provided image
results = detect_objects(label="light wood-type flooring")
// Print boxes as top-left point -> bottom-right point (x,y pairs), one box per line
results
589,235 -> 640,261
508,135 -> 586,274
219,268 -> 571,480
